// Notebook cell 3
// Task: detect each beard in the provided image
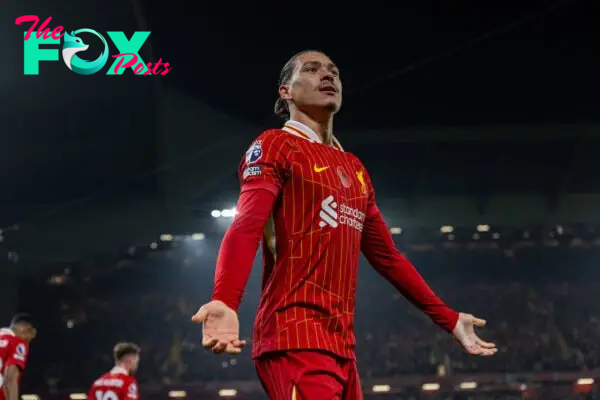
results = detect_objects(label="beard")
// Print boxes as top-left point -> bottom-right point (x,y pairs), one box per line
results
323,100 -> 338,112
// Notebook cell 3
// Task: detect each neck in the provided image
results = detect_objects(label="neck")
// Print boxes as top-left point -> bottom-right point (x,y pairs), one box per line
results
289,109 -> 333,144
114,364 -> 129,374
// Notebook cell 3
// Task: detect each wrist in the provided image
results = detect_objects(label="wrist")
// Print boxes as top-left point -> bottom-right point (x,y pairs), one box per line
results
210,295 -> 239,312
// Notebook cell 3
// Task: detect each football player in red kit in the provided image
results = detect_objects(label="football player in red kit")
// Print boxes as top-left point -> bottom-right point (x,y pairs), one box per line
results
88,343 -> 140,400
193,50 -> 497,399
0,314 -> 36,400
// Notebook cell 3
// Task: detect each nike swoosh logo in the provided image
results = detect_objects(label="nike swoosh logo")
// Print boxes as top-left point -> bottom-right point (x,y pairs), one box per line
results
314,165 -> 329,173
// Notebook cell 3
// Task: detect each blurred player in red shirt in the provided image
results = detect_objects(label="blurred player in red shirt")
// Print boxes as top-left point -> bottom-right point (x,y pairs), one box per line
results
0,314 -> 36,400
88,343 -> 140,400
193,50 -> 497,399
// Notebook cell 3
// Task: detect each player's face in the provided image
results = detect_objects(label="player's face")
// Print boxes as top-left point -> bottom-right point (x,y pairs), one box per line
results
15,324 -> 36,342
280,51 -> 342,117
127,354 -> 140,375
25,326 -> 37,342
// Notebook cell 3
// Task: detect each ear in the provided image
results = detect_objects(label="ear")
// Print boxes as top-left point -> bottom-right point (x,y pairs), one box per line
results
278,85 -> 292,100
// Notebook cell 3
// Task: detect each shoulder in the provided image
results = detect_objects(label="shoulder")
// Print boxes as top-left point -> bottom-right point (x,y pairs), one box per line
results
125,378 -> 138,398
10,336 -> 28,356
344,151 -> 368,171
242,129 -> 296,166
253,128 -> 289,142
251,129 -> 300,150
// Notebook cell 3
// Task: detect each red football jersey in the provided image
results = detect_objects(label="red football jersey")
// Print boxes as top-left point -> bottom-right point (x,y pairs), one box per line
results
239,120 -> 373,359
88,367 -> 138,400
0,328 -> 29,400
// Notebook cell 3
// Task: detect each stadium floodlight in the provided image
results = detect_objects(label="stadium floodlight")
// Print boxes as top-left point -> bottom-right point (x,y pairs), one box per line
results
160,233 -> 173,242
168,391 -> 186,398
421,383 -> 440,391
221,208 -> 237,218
459,381 -> 477,390
476,224 -> 490,232
372,385 -> 391,393
211,210 -> 222,218
440,225 -> 454,233
577,378 -> 594,385
218,389 -> 237,397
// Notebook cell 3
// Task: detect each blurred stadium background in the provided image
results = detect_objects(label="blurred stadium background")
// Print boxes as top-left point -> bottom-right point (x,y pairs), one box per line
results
2,0 -> 600,399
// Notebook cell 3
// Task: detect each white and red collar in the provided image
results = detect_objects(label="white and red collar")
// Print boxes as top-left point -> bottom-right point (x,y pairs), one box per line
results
282,120 -> 344,151
111,366 -> 129,375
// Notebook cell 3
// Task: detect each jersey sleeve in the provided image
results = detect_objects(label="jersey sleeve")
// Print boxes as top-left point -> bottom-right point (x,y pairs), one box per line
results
359,166 -> 459,332
6,337 -> 28,370
238,130 -> 291,196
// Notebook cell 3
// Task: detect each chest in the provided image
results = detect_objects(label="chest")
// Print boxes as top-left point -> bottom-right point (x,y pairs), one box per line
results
286,142 -> 369,212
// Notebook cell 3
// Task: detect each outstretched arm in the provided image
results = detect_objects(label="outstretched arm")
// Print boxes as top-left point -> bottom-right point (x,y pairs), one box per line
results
192,131 -> 290,355
211,186 -> 278,311
360,197 -> 496,356
360,205 -> 459,331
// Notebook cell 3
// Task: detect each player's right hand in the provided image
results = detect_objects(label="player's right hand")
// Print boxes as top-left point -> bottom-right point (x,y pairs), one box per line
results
191,300 -> 247,355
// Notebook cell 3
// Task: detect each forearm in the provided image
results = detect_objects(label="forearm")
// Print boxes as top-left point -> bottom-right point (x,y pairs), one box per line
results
211,186 -> 277,311
4,366 -> 20,400
362,209 -> 459,332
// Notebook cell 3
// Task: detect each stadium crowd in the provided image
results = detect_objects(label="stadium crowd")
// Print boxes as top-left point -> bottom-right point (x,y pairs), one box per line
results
15,228 -> 600,399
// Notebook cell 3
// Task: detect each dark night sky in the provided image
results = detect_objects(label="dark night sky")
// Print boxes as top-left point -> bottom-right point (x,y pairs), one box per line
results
2,0 -> 599,225
145,0 -> 599,129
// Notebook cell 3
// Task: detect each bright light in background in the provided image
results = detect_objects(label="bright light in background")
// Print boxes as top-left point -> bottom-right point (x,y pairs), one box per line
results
168,391 -> 186,398
390,227 -> 402,235
422,383 -> 440,391
218,389 -> 237,397
440,225 -> 454,233
191,233 -> 205,241
372,384 -> 390,392
477,224 -> 490,232
577,378 -> 594,385
211,208 -> 237,218
22,395 -> 39,400
221,208 -> 237,218
70,394 -> 87,400
459,381 -> 477,390
160,234 -> 173,242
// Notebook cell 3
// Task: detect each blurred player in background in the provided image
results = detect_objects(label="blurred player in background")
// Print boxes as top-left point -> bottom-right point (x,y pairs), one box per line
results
193,50 -> 497,399
0,313 -> 36,400
88,343 -> 140,400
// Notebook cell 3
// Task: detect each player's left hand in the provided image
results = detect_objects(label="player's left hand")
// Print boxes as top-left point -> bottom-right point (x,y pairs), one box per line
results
452,312 -> 497,356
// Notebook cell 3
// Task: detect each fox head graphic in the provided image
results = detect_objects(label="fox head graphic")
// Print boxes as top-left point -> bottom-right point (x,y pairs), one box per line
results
62,31 -> 88,70
61,29 -> 109,75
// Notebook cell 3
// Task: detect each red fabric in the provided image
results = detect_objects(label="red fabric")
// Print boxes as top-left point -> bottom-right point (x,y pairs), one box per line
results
87,369 -> 138,400
211,128 -> 458,361
255,351 -> 362,400
361,202 -> 459,332
211,187 -> 278,311
0,328 -> 29,400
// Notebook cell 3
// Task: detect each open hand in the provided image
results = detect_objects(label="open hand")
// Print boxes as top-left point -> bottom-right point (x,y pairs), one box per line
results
452,313 -> 497,356
191,300 -> 247,355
